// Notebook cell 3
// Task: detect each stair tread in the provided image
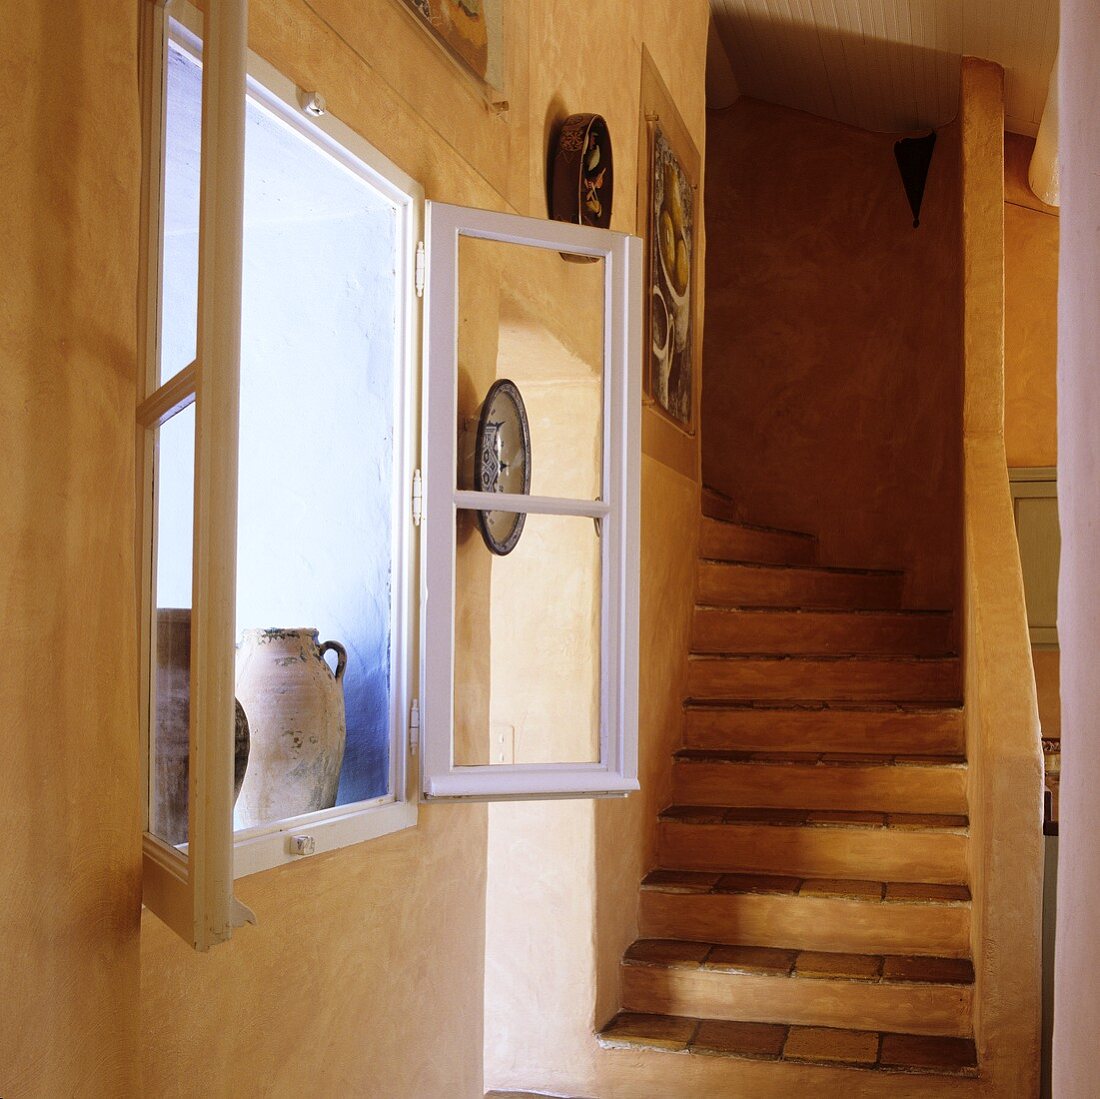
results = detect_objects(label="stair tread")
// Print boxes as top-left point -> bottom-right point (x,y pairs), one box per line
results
660,805 -> 969,830
597,1013 -> 978,1076
675,749 -> 966,767
685,701 -> 963,711
700,558 -> 903,577
695,605 -> 952,617
702,515 -> 817,541
640,870 -> 971,904
623,939 -> 975,985
687,653 -> 959,663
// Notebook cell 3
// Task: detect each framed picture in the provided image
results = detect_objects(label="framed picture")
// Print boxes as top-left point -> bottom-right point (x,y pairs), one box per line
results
638,51 -> 701,438
399,0 -> 504,94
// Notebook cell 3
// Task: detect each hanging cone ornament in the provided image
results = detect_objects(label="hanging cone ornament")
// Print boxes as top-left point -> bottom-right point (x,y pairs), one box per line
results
894,131 -> 937,228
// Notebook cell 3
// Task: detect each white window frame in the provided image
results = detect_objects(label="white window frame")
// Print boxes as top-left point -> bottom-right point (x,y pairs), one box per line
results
420,202 -> 642,800
139,0 -> 643,951
139,0 -> 423,947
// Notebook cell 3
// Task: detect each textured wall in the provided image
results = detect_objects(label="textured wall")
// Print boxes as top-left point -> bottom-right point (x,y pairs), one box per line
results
1004,132 -> 1059,470
4,1 -> 708,1095
702,99 -> 963,610
0,2 -> 143,1095
1054,2 -> 1100,1093
139,3 -> 709,1099
959,58 -> 1043,1095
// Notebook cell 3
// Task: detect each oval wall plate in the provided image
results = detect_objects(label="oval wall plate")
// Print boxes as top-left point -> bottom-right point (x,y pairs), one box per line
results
551,113 -> 614,230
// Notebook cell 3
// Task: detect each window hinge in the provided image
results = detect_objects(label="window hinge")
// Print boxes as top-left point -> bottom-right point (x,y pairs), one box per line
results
412,468 -> 423,526
409,698 -> 420,754
415,240 -> 425,298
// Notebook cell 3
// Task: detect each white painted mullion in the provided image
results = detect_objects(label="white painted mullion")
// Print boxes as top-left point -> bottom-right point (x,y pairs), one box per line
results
189,0 -> 251,950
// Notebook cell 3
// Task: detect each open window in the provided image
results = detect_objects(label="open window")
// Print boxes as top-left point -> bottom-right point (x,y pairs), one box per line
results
421,203 -> 642,799
139,0 -> 641,950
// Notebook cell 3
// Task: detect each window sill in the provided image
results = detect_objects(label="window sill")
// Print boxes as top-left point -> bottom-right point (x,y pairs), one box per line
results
232,797 -> 418,879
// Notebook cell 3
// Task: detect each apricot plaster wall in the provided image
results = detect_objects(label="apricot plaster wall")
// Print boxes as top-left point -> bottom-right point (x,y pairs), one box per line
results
701,98 -> 963,610
1002,130 -> 1061,755
1,0 -> 710,1097
958,58 -> 1043,1095
1,4 -> 143,1095
1053,1 -> 1100,1092
1004,132 -> 1059,472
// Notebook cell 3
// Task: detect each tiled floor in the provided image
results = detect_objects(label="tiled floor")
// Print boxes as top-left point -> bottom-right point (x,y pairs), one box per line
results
599,1012 -> 979,1076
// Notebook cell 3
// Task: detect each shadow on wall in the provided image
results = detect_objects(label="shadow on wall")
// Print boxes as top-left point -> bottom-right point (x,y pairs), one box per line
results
701,96 -> 964,611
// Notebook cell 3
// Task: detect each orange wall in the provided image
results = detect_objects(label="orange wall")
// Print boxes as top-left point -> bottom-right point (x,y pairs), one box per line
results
701,99 -> 963,610
1,1 -> 709,1096
1,4 -> 143,1094
1004,132 -> 1059,470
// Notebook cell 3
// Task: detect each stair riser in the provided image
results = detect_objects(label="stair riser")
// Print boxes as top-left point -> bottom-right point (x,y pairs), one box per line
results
686,660 -> 961,702
622,965 -> 972,1037
591,1042 -> 983,1095
697,564 -> 904,610
683,708 -> 965,755
658,823 -> 968,883
672,763 -> 968,814
700,521 -> 817,566
639,891 -> 971,956
692,609 -> 953,655
702,490 -> 743,524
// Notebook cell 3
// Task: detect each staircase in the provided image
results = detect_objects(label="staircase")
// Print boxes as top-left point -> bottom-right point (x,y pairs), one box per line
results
598,489 -> 978,1081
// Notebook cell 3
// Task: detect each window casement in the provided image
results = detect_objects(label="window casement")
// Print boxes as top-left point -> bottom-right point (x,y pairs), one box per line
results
139,0 -> 641,951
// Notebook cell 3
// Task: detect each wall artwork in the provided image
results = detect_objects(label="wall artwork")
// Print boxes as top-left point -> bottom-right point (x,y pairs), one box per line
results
648,123 -> 696,430
401,0 -> 504,91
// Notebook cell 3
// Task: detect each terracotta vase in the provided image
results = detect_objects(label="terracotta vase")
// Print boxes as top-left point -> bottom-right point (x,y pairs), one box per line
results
153,608 -> 251,846
234,628 -> 348,829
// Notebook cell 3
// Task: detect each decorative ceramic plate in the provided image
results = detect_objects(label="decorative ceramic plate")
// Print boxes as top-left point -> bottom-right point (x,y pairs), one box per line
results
551,113 -> 614,230
473,379 -> 531,555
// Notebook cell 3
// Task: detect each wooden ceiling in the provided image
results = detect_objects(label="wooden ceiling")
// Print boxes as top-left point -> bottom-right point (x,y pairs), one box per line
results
709,0 -> 1059,135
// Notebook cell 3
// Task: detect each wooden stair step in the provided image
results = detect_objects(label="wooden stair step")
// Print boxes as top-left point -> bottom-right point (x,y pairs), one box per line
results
657,808 -> 968,882
685,654 -> 961,703
639,872 -> 971,956
597,1013 -> 978,1078
700,516 -> 818,566
621,939 -> 973,1035
697,560 -> 904,610
692,606 -> 953,655
701,485 -> 744,524
672,750 -> 967,813
683,704 -> 965,755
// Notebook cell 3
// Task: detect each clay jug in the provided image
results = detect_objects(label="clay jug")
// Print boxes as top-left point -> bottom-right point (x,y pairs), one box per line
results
234,628 -> 348,829
153,608 -> 251,845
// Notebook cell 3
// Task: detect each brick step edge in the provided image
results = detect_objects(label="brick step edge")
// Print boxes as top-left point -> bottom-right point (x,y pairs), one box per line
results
623,939 -> 975,986
597,1013 -> 978,1077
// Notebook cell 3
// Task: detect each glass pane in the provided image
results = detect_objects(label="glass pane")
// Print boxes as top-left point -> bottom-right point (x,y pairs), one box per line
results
150,403 -> 196,846
454,511 -> 602,766
456,236 -> 604,502
232,91 -> 400,831
159,28 -> 203,385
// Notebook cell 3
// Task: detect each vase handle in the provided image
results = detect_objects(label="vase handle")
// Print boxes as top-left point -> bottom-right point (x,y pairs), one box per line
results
319,639 -> 347,682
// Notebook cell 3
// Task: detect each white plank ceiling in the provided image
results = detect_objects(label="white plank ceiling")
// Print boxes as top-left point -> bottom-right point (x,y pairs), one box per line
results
709,0 -> 1059,135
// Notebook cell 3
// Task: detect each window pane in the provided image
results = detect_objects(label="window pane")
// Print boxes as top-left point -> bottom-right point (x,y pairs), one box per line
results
454,511 -> 602,766
232,92 -> 400,831
150,403 -> 196,846
159,30 -> 202,385
456,236 -> 604,501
